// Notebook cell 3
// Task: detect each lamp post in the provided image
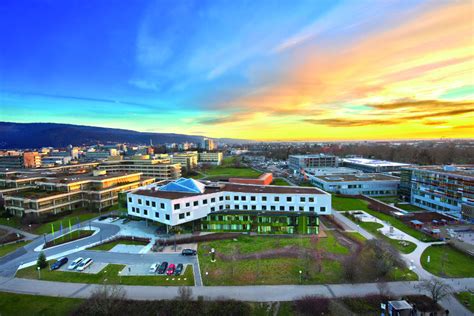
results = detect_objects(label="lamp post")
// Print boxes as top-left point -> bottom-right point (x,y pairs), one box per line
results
299,270 -> 302,284
210,248 -> 216,262
37,267 -> 41,280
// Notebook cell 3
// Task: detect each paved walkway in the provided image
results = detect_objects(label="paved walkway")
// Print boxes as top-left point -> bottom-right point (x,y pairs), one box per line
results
331,209 -> 374,240
0,224 -> 38,240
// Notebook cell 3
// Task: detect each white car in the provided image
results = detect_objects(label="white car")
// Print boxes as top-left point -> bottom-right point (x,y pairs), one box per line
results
76,258 -> 93,271
67,257 -> 83,270
149,263 -> 159,274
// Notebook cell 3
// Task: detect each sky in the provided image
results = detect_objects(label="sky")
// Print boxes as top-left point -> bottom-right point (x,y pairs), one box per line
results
0,0 -> 473,141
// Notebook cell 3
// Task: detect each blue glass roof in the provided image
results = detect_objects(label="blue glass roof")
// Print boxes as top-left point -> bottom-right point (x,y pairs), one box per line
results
159,178 -> 205,194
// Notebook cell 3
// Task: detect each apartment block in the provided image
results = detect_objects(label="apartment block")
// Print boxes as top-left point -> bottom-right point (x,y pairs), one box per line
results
98,159 -> 181,180
198,152 -> 223,165
288,154 -> 338,171
401,165 -> 474,220
171,152 -> 198,171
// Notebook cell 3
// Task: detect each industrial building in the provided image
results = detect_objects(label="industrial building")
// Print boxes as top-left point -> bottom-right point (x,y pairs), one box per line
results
127,178 -> 331,234
400,165 -> 474,221
341,158 -> 410,173
288,154 -> 338,172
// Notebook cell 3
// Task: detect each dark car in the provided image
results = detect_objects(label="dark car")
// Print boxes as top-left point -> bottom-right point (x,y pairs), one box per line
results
174,263 -> 184,276
181,249 -> 196,256
157,261 -> 168,274
50,257 -> 68,271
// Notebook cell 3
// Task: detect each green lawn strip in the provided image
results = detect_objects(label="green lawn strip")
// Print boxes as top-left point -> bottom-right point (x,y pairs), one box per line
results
204,167 -> 261,178
373,196 -> 399,204
395,203 -> 424,212
0,291 -> 82,316
455,292 -> 474,313
388,266 -> 418,281
198,233 -> 349,256
89,239 -> 149,251
271,178 -> 291,186
45,230 -> 94,248
355,221 -> 417,254
420,245 -> 474,278
0,217 -> 21,229
34,211 -> 99,235
333,195 -> 435,242
16,262 -> 194,286
0,240 -> 31,258
345,232 -> 366,242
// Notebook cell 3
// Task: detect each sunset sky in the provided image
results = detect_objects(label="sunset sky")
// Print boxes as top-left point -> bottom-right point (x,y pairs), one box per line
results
1,0 -> 473,140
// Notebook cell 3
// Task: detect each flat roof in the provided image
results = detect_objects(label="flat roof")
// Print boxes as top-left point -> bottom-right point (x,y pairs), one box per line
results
407,165 -> 474,178
133,182 -> 327,200
289,154 -> 336,159
315,173 -> 399,182
43,172 -> 143,184
343,158 -> 410,167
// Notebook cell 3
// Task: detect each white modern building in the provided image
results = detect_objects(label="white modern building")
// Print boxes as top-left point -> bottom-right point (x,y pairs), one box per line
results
127,178 -> 331,228
198,152 -> 223,165
342,158 -> 410,173
308,173 -> 400,196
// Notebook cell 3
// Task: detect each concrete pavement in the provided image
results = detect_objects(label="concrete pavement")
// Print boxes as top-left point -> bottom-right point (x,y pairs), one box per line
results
331,209 -> 375,240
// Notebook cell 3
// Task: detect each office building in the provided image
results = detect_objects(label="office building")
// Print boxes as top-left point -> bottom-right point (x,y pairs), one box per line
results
0,152 -> 42,169
401,165 -> 474,220
342,158 -> 410,173
127,178 -> 331,234
23,152 -> 42,168
98,159 -> 181,180
201,138 -> 216,151
3,170 -> 155,216
308,173 -> 400,196
171,152 -> 199,171
198,152 -> 223,165
288,154 -> 338,171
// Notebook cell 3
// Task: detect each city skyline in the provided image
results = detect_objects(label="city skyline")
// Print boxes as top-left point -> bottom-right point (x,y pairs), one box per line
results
1,0 -> 473,141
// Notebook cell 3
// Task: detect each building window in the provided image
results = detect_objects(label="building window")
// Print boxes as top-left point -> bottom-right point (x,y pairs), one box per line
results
286,197 -> 292,202
235,205 -> 240,210
225,196 -> 230,200
160,203 -> 165,209
225,205 -> 230,209
174,204 -> 180,210
251,196 -> 256,201
152,201 -> 156,207
166,214 -> 170,220
274,197 -> 279,202
211,198 -> 216,203
138,199 -> 142,205
179,213 -> 185,219
203,199 -> 208,205
128,197 -> 132,203
219,196 -> 224,201
289,206 -> 294,211
144,209 -> 148,215
145,200 -> 150,206
186,212 -> 191,217
131,207 -> 135,212
243,205 -> 248,210
309,197 -> 314,202
219,205 -> 224,210
262,205 -> 267,210
320,207 -> 326,212
211,207 -> 215,212
194,201 -> 199,206
155,212 -> 159,218
280,206 -> 285,211
300,197 -> 305,202
270,206 -> 276,211
262,196 -> 267,201
234,196 -> 239,201
186,202 -> 190,207
241,196 -> 246,201
299,206 -> 304,211
251,205 -> 256,210
309,207 -> 315,212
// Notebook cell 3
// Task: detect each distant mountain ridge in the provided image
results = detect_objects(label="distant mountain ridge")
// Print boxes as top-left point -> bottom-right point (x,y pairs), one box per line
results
0,122 -> 249,149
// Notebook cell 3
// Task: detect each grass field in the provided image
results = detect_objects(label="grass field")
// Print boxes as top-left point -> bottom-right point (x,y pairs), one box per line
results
45,230 -> 94,248
420,245 -> 474,278
16,262 -> 194,286
0,217 -> 21,229
34,211 -> 99,235
333,195 -> 435,242
394,203 -> 424,212
270,178 -> 291,186
89,239 -> 149,251
0,240 -> 31,258
355,221 -> 417,254
455,292 -> 474,313
0,291 -> 82,316
373,196 -> 399,204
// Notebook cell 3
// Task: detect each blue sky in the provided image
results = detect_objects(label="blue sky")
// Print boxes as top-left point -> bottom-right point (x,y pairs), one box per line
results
1,0 -> 472,140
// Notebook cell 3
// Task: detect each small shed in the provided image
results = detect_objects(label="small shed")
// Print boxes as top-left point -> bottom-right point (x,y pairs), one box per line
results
410,219 -> 423,229
388,300 -> 413,316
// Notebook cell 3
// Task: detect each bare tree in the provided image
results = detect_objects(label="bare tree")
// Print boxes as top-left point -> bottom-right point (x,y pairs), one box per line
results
177,286 -> 193,301
415,278 -> 453,303
86,284 -> 127,315
377,281 -> 392,298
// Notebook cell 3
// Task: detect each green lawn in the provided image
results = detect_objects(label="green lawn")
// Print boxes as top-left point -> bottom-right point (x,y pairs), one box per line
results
373,196 -> 399,204
355,221 -> 417,254
16,262 -> 194,286
333,195 -> 436,242
45,230 -> 94,248
421,245 -> 474,278
89,239 -> 149,251
270,178 -> 291,186
204,167 -> 261,178
455,292 -> 474,313
0,291 -> 82,316
345,232 -> 366,243
34,211 -> 99,235
0,217 -> 21,229
395,203 -> 424,212
0,240 -> 31,258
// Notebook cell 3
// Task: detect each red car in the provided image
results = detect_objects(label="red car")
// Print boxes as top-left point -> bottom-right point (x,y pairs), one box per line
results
166,264 -> 176,275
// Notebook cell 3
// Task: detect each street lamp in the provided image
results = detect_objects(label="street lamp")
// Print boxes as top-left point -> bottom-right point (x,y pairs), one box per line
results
299,270 -> 302,284
37,266 -> 41,279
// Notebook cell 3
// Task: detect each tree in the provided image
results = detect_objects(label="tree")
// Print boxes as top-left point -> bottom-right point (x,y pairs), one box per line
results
83,284 -> 127,315
37,252 -> 47,269
415,278 -> 453,303
177,286 -> 193,301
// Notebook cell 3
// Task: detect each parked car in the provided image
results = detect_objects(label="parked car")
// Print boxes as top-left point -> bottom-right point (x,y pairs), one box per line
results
149,263 -> 159,274
157,261 -> 168,274
50,257 -> 68,271
166,264 -> 176,276
181,249 -> 196,256
174,263 -> 184,276
98,216 -> 108,221
76,258 -> 93,271
68,257 -> 83,270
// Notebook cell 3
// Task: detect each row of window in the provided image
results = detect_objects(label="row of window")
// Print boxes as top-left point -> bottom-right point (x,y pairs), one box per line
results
130,206 -> 193,221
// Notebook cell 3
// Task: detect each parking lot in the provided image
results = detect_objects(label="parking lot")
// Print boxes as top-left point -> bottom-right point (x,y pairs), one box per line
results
119,263 -> 191,277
